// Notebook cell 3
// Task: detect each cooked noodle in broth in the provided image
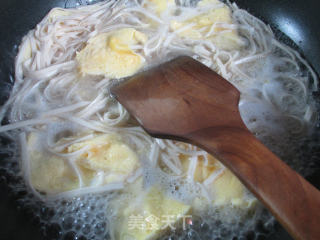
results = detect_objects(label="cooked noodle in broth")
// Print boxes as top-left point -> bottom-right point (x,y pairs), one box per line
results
0,0 -> 318,239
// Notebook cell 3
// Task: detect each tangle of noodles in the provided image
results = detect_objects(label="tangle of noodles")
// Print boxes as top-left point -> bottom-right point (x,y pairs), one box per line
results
0,0 -> 318,239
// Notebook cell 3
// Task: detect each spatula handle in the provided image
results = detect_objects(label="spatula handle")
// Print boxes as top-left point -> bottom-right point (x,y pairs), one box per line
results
187,127 -> 320,240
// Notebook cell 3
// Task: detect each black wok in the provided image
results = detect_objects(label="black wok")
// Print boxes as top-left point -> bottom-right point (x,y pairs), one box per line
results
0,0 -> 319,240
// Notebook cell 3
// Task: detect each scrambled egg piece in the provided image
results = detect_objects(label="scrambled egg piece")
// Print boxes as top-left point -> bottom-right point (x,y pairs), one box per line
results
113,179 -> 191,240
170,0 -> 243,50
181,152 -> 256,208
28,133 -> 80,194
143,0 -> 176,15
185,154 -> 220,182
28,133 -> 139,194
211,169 -> 248,206
76,28 -> 147,78
29,152 -> 80,194
69,134 -> 140,183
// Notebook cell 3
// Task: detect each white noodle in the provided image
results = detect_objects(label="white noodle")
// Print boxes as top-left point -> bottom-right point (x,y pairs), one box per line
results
45,182 -> 124,201
187,156 -> 198,181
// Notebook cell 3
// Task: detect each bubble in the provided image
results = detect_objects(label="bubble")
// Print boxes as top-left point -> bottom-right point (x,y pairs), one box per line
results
77,236 -> 87,240
63,231 -> 77,240
62,216 -> 74,230
81,224 -> 91,235
40,207 -> 55,221
45,223 -> 63,239
65,0 -> 83,8
94,222 -> 107,235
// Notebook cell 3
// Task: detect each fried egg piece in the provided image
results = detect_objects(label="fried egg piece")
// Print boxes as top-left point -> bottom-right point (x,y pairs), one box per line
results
76,28 -> 147,78
27,132 -> 140,194
170,0 -> 243,50
28,133 -> 81,194
112,178 -> 191,240
181,151 -> 257,208
68,134 -> 140,184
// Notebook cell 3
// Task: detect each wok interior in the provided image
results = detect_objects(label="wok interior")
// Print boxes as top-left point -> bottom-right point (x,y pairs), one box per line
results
0,1 -> 319,240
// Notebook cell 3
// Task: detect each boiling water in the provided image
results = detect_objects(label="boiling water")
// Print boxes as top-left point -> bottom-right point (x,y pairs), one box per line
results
0,138 -> 273,240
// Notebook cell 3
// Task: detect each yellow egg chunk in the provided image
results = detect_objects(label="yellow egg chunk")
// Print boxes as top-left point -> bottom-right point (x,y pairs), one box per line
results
180,151 -> 256,208
28,133 -> 80,194
180,149 -> 221,183
189,156 -> 219,182
68,134 -> 140,184
143,0 -> 176,15
76,28 -> 147,78
114,181 -> 191,240
211,169 -> 254,207
29,153 -> 80,194
170,0 -> 243,50
27,132 -> 140,194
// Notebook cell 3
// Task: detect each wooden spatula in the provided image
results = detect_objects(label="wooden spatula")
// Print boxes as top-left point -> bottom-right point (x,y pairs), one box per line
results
111,56 -> 320,240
